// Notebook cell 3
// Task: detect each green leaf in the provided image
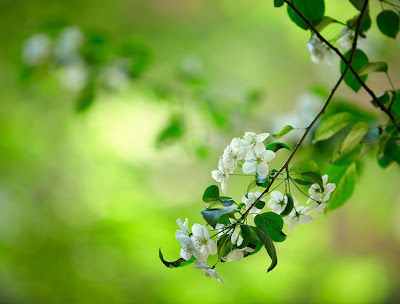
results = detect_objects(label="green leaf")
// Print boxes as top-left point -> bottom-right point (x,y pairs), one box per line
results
349,0 -> 368,11
332,142 -> 363,164
293,179 -> 314,185
339,122 -> 369,158
247,179 -> 258,195
217,233 -> 233,261
244,240 -> 263,258
290,159 -> 320,175
315,112 -> 357,142
238,225 -> 251,249
159,248 -> 195,268
327,162 -> 357,210
281,193 -> 294,216
340,49 -> 369,92
301,172 -> 324,191
377,10 -> 400,39
220,197 -> 234,207
76,82 -> 96,113
274,0 -> 284,7
265,142 -> 291,152
256,226 -> 278,272
371,91 -> 391,108
347,13 -> 371,33
202,185 -> 220,203
254,212 -> 286,242
156,115 -> 184,147
255,200 -> 266,210
287,0 -> 325,30
315,16 -> 338,32
201,206 -> 237,228
358,61 -> 388,76
273,125 -> 294,139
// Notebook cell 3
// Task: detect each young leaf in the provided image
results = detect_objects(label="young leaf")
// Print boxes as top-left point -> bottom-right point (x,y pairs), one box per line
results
358,61 -> 388,76
290,159 -> 320,175
201,206 -> 237,228
217,233 -> 233,261
238,225 -> 251,249
256,226 -> 278,272
377,10 -> 400,39
327,162 -> 357,210
202,185 -> 220,203
254,212 -> 286,242
315,16 -> 338,32
339,122 -> 369,158
273,125 -> 294,139
315,112 -> 357,142
280,193 -> 294,216
301,172 -> 324,191
340,49 -> 369,92
287,0 -> 325,30
159,248 -> 195,268
265,142 -> 291,152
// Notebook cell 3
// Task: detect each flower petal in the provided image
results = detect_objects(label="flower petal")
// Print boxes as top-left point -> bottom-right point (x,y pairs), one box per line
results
242,160 -> 257,174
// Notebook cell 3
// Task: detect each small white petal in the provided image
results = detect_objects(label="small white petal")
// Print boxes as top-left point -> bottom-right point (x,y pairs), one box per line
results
262,150 -> 276,162
242,161 -> 257,174
287,217 -> 299,231
207,239 -> 217,255
256,133 -> 270,142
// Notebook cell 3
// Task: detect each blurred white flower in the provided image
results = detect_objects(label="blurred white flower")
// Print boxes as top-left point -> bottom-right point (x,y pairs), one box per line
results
211,158 -> 229,194
22,33 -> 51,66
54,26 -> 84,63
193,261 -> 224,283
307,34 -> 334,65
337,27 -> 355,49
180,55 -> 203,79
60,61 -> 88,91
101,61 -> 130,92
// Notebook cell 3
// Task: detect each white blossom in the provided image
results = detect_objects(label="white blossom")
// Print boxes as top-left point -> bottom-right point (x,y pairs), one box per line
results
193,261 -> 224,283
222,138 -> 245,172
211,158 -> 229,194
54,26 -> 84,63
267,191 -> 295,214
60,61 -> 88,91
175,231 -> 198,261
337,27 -> 355,49
191,224 -> 217,262
307,34 -> 334,65
176,218 -> 190,236
223,247 -> 254,262
284,206 -> 313,231
242,191 -> 265,216
242,143 -> 275,176
240,132 -> 270,149
22,33 -> 51,66
305,175 -> 336,217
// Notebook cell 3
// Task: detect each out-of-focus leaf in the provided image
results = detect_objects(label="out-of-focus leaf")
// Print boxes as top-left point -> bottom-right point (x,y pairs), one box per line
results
358,61 -> 388,76
349,0 -> 368,11
156,115 -> 184,147
159,249 -> 195,268
327,162 -> 357,210
377,10 -> 399,39
340,49 -> 369,92
339,122 -> 369,157
76,82 -> 96,113
290,159 -> 320,175
315,112 -> 357,141
273,125 -> 294,139
274,0 -> 285,8
315,16 -> 338,32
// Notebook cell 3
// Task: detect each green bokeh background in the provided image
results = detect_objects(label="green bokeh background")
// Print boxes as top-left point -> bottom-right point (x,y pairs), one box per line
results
0,0 -> 399,303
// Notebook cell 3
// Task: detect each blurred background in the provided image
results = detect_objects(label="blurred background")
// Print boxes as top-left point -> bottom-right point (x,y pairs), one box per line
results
0,0 -> 399,303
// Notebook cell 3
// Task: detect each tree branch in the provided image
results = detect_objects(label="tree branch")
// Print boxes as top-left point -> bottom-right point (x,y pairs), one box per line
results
241,0 -> 369,220
283,0 -> 400,132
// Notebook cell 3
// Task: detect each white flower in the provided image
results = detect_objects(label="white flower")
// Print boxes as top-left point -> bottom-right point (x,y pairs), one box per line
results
307,34 -> 334,65
240,132 -> 270,149
60,61 -> 88,92
308,174 -> 336,202
304,199 -> 328,217
223,247 -> 254,262
242,143 -> 275,176
337,27 -> 354,49
191,224 -> 217,262
242,191 -> 265,216
175,231 -> 198,261
284,206 -> 313,231
222,138 -> 245,172
267,191 -> 299,214
211,158 -> 229,194
176,218 -> 190,236
193,261 -> 224,283
22,33 -> 51,66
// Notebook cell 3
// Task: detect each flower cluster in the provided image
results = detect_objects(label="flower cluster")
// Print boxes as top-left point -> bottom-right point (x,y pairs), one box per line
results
211,132 -> 275,194
162,131 -> 337,283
